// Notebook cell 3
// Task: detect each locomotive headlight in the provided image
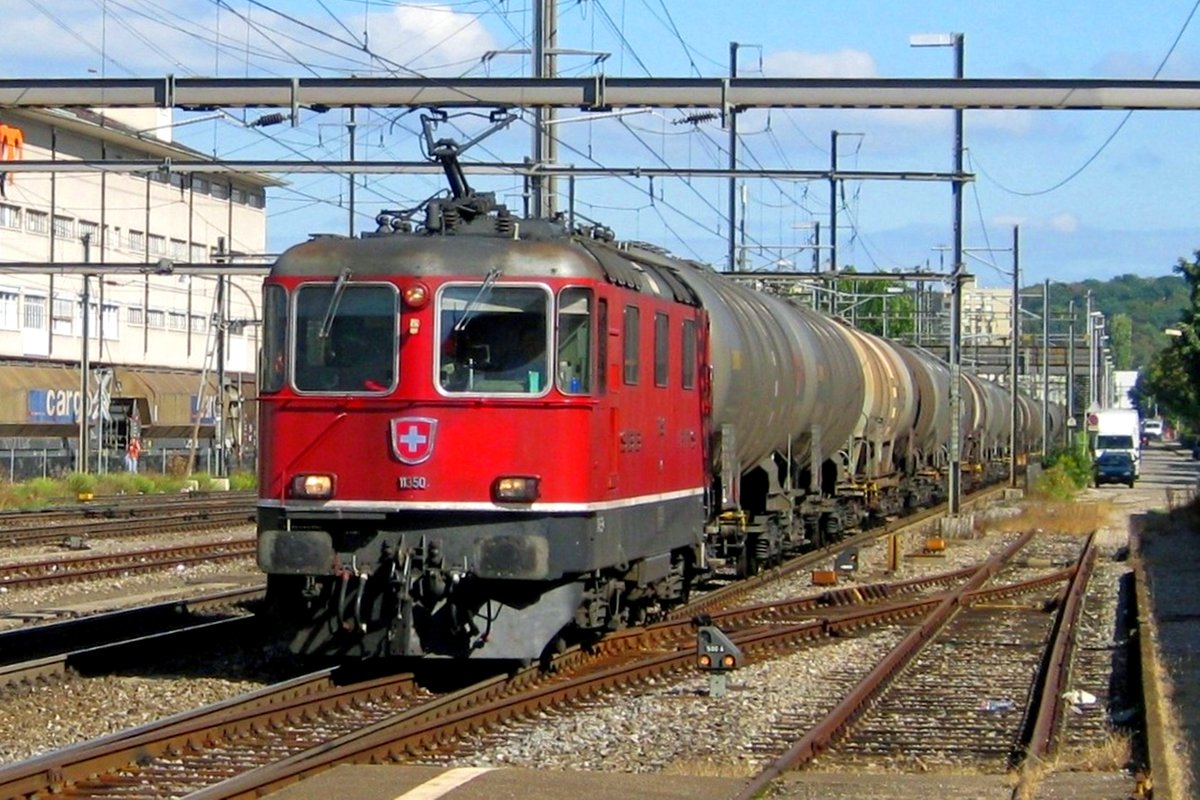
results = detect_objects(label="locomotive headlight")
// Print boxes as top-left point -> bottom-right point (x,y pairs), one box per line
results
290,473 -> 335,499
403,283 -> 430,309
492,475 -> 540,503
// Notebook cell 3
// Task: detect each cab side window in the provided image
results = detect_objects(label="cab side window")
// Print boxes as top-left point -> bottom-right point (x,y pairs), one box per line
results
623,305 -> 640,385
557,288 -> 592,394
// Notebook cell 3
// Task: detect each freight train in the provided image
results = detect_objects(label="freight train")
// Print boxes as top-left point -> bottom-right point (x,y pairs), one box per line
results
256,134 -> 1051,663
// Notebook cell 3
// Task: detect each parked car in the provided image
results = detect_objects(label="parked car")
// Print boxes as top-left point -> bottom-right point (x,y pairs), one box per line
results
1094,451 -> 1136,488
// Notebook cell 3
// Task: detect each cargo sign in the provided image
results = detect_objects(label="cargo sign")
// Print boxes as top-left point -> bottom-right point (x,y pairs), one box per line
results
28,388 -> 94,424
27,373 -> 115,424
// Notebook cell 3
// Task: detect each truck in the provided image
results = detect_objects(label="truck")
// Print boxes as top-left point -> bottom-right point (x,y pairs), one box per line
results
1090,409 -> 1141,480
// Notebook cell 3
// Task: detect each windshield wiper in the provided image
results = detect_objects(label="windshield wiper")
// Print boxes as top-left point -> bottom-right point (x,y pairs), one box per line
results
453,267 -> 502,332
318,267 -> 354,339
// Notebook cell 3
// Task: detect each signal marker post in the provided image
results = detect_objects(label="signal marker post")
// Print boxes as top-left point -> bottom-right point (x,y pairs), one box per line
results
696,626 -> 742,698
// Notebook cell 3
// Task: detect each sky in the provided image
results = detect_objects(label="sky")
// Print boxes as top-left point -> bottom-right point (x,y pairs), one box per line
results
3,0 -> 1200,289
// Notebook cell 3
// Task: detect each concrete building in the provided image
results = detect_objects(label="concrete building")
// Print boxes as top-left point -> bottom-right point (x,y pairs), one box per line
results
0,107 -> 277,477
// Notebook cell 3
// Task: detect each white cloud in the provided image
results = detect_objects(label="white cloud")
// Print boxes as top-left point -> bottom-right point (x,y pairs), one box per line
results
0,2 -> 497,79
764,49 -> 879,78
991,212 -> 1080,233
362,6 -> 498,75
1049,212 -> 1080,233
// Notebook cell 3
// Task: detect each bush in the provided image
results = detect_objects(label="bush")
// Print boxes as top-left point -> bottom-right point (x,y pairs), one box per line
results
65,472 -> 98,496
1031,464 -> 1082,500
1045,438 -> 1093,485
229,471 -> 257,491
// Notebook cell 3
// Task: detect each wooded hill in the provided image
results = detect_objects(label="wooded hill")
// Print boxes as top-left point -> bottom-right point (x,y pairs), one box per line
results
1028,273 -> 1189,372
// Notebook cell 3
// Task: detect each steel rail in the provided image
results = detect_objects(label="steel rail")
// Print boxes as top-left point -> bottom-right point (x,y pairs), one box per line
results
168,543 -> 1072,800
1021,531 -> 1099,763
0,586 -> 264,675
733,528 -> 1037,799
671,484 -> 1006,619
0,669 -> 413,800
0,539 -> 256,589
1,511 -> 256,548
0,491 -> 257,528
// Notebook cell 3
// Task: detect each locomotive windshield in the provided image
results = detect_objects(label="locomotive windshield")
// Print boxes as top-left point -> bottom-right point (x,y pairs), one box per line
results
438,284 -> 550,394
293,284 -> 398,393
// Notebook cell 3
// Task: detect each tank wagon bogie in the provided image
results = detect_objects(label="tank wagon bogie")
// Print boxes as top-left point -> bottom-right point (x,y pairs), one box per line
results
256,136 -> 1053,663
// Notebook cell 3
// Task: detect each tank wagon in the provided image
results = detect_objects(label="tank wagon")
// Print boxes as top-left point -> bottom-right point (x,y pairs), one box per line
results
255,135 -> 1050,663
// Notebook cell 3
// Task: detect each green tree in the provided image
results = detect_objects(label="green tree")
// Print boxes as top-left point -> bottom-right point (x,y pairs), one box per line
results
1109,313 -> 1133,370
831,273 -> 915,339
1137,251 -> 1200,430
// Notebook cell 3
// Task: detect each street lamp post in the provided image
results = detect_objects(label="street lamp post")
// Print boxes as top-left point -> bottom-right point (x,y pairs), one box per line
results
1009,226 -> 1019,488
1066,299 -> 1075,445
912,31 -> 965,517
1042,279 -> 1050,455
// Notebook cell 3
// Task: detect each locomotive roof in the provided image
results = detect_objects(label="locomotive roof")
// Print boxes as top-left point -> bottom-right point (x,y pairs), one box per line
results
271,222 -> 701,306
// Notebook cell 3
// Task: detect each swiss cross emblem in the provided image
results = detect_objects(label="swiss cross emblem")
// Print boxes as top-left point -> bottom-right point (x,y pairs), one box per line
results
391,417 -> 437,465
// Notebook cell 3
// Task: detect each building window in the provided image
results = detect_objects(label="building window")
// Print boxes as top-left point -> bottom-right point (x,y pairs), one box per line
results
168,311 -> 187,330
169,173 -> 185,188
148,234 -> 165,255
52,215 -> 74,239
104,225 -> 118,249
232,187 -> 248,205
0,204 -> 21,229
170,239 -> 186,259
128,230 -> 145,252
193,177 -> 210,194
26,210 -> 49,235
0,290 -> 17,330
23,295 -> 46,330
102,303 -> 119,338
248,190 -> 265,209
79,220 -> 99,246
190,243 -> 206,263
128,306 -> 145,326
146,309 -> 165,328
52,295 -> 74,335
211,181 -> 230,200
82,300 -> 99,332
190,313 -> 207,332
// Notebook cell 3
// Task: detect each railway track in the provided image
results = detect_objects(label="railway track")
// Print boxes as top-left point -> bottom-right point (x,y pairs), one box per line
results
0,553 -> 1020,796
0,540 -> 256,590
0,586 -> 265,683
733,530 -> 1104,799
7,489 -> 1090,800
0,494 -> 256,548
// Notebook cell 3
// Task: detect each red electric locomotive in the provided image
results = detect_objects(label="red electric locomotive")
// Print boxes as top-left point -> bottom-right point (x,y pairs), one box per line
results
258,173 -> 711,660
